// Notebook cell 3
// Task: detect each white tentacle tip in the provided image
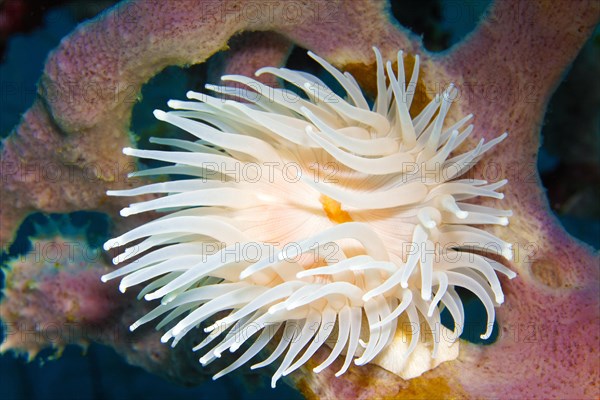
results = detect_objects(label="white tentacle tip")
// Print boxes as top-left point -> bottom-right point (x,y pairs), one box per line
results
144,292 -> 161,301
456,210 -> 469,219
153,109 -> 167,120
171,326 -> 183,338
103,238 -> 118,251
199,356 -> 210,365
313,366 -> 325,374
122,147 -> 134,156
444,83 -> 458,100
334,370 -> 345,378
161,294 -> 176,305
502,246 -> 514,261
167,100 -> 184,109
185,90 -> 197,99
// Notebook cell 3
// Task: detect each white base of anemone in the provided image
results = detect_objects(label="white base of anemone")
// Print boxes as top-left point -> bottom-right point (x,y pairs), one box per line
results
372,315 -> 459,379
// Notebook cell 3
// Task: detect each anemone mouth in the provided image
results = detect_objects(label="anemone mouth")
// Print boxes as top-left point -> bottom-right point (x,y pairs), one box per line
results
102,48 -> 515,387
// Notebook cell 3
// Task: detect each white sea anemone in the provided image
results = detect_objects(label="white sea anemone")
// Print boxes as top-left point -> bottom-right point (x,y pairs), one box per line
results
102,48 -> 515,387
